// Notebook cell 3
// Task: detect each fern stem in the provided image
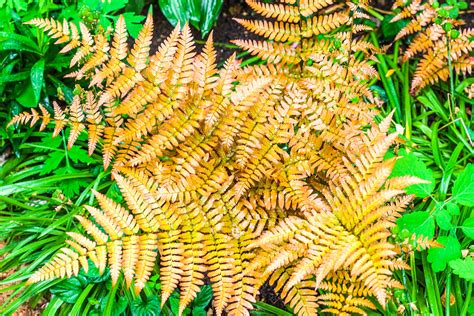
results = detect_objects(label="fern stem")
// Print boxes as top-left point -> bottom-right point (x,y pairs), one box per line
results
460,282 -> 472,316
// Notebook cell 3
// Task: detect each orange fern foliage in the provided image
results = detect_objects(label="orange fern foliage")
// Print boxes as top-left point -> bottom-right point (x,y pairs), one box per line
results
9,3 -> 424,315
391,0 -> 474,93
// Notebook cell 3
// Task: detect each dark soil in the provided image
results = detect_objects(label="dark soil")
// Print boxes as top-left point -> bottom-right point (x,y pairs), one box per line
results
149,0 -> 258,64
148,0 -> 462,65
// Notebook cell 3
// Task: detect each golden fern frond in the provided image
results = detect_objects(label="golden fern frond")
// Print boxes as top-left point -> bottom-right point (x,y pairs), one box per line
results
25,18 -> 78,46
269,268 -> 319,316
27,189 -> 158,295
393,1 -> 473,93
235,18 -> 301,42
127,12 -> 153,72
318,271 -> 376,315
247,0 -> 300,22
231,39 -> 301,65
19,6 -> 422,315
250,113 -> 424,309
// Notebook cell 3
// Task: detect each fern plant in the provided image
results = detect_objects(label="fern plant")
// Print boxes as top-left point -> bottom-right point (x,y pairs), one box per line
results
391,0 -> 473,93
8,2 -> 425,315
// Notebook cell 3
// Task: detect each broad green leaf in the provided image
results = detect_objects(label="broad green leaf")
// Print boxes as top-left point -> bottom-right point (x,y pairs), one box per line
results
16,82 -> 38,108
82,0 -> 127,13
397,211 -> 435,239
461,217 -> 474,239
158,0 -> 221,37
169,294 -> 180,315
131,295 -> 161,316
452,164 -> 474,206
427,235 -> 461,272
389,150 -> 434,198
192,285 -> 212,316
0,71 -> 30,83
445,202 -> 460,216
0,31 -> 39,52
100,294 -> 127,315
199,0 -> 222,37
435,208 -> 453,230
100,0 -> 128,13
30,58 -> 45,103
449,257 -> 474,282
50,277 -> 84,304
158,0 -> 189,28
121,12 -> 145,39
50,263 -> 110,304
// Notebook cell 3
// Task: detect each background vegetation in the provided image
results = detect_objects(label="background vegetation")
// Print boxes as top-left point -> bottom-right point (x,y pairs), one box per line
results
0,0 -> 473,315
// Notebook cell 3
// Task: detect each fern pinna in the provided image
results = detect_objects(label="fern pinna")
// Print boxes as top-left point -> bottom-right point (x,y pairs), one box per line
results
391,0 -> 473,93
9,2 -> 424,315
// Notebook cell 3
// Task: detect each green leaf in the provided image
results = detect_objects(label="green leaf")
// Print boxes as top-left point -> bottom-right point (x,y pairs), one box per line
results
60,178 -> 89,198
30,58 -> 45,104
199,0 -> 222,37
435,208 -> 453,231
452,164 -> 474,206
100,0 -> 128,13
121,12 -> 145,39
50,277 -> 84,304
101,294 -> 127,315
55,166 -> 89,197
158,0 -> 222,37
0,70 -> 30,84
0,31 -> 39,52
131,296 -> 161,316
158,0 -> 189,28
32,136 -> 62,152
445,202 -> 460,216
82,263 -> 110,283
169,294 -> 179,315
192,285 -> 212,315
41,151 -> 65,175
68,146 -> 96,164
49,263 -> 110,304
427,235 -> 461,272
253,302 -> 293,316
389,150 -> 435,198
461,217 -> 474,239
381,14 -> 408,39
397,211 -> 435,239
449,257 -> 474,282
15,82 -> 37,108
